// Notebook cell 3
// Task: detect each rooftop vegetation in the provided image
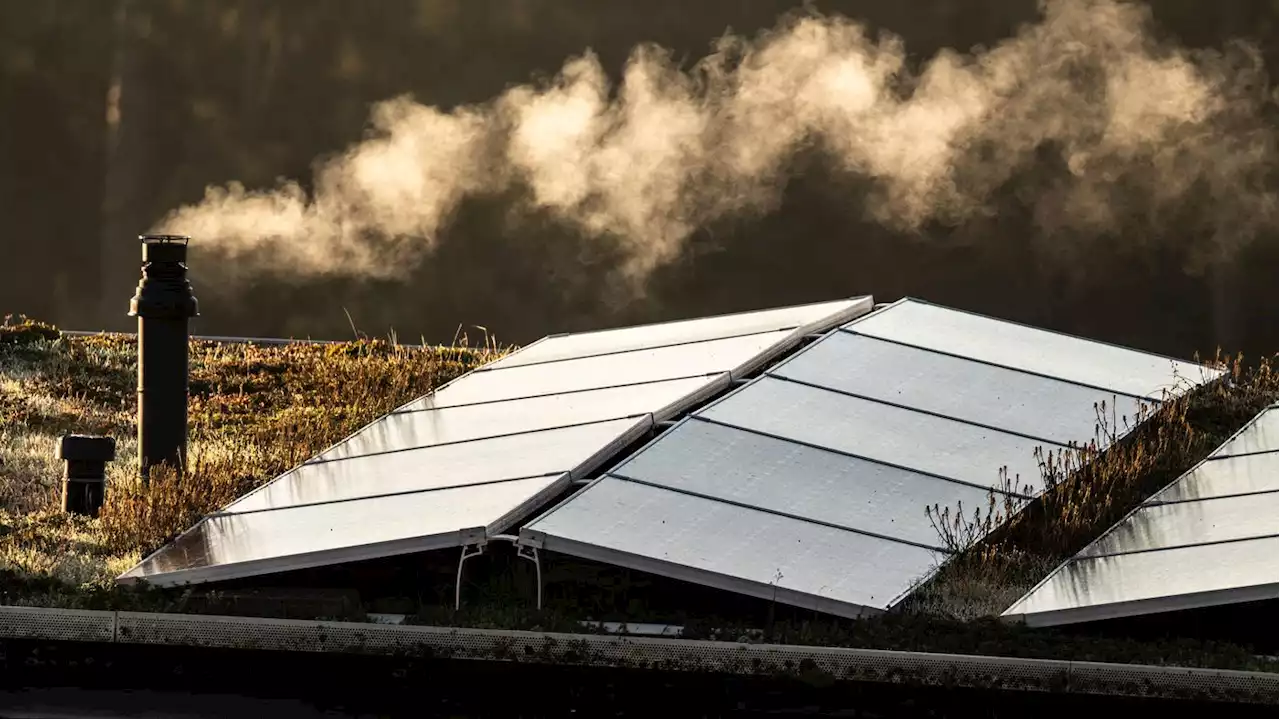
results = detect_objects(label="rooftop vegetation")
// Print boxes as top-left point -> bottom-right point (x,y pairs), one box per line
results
1,315 -> 504,606
910,351 -> 1277,621
1,314 -> 1275,674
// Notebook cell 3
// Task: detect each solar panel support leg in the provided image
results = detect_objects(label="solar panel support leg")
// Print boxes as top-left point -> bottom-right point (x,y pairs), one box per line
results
455,543 -> 486,611
517,544 -> 542,611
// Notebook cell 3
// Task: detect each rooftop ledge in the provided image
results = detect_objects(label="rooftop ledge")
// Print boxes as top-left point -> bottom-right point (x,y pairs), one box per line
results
1,604 -> 1275,705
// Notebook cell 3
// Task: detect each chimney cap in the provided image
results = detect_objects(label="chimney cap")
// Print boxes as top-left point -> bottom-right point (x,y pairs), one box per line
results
57,434 -> 117,462
140,235 -> 193,267
139,234 -> 190,246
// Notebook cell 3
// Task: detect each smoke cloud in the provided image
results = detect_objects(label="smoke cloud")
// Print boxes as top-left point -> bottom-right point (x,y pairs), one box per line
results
154,0 -> 1276,288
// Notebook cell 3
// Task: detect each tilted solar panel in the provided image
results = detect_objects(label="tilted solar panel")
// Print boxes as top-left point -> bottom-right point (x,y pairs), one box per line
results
1002,403 -> 1279,626
520,298 -> 1224,619
848,301 -> 1212,400
119,297 -> 873,587
481,299 -> 867,371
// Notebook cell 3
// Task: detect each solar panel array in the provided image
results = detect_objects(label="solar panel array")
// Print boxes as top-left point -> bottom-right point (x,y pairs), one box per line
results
520,298 -> 1217,618
1002,403 -> 1279,627
118,298 -> 873,587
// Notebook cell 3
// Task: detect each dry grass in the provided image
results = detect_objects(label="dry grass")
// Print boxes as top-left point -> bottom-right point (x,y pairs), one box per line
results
0,315 -> 506,605
909,353 -> 1278,620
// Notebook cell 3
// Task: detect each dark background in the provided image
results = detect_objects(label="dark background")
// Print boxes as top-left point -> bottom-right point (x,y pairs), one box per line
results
1,0 -> 1276,358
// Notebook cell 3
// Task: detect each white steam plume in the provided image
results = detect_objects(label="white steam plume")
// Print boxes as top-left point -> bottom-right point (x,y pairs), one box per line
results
155,0 -> 1276,286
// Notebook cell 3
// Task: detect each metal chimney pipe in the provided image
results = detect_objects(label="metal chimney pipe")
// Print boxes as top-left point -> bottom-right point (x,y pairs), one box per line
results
128,234 -> 199,482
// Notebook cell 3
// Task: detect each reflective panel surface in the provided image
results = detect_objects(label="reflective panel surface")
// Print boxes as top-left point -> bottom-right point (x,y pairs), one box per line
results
850,300 -> 1214,400
1146,453 -> 1280,503
1005,537 -> 1279,617
527,477 -> 942,612
701,376 -> 1050,494
225,416 -> 650,512
485,298 -> 868,370
1212,407 -> 1279,457
119,299 -> 873,587
520,298 -> 1230,620
1078,494 -> 1276,557
399,330 -> 794,411
319,375 -> 722,462
614,418 -> 998,549
1004,404 -> 1279,624
124,476 -> 562,584
775,331 -> 1153,446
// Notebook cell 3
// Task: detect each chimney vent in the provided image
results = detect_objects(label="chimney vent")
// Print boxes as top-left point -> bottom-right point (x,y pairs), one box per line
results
58,434 -> 116,516
129,234 -> 199,482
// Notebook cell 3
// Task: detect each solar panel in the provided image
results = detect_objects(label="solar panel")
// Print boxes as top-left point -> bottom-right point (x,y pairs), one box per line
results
314,375 -> 727,464
225,416 -> 653,513
1002,404 -> 1279,627
119,297 -> 873,587
526,477 -> 941,616
773,331 -> 1155,448
997,537 -> 1277,624
610,419 -> 993,549
482,298 -> 867,370
120,475 -> 567,587
1076,495 -> 1275,557
700,376 -> 1051,494
848,300 -> 1218,400
1145,453 -> 1279,503
520,298 -> 1221,618
396,330 -> 795,409
1211,405 -> 1278,457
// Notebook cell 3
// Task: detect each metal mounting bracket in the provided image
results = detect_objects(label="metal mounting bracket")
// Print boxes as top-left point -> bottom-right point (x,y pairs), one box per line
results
516,544 -> 543,611
454,543 -> 487,611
